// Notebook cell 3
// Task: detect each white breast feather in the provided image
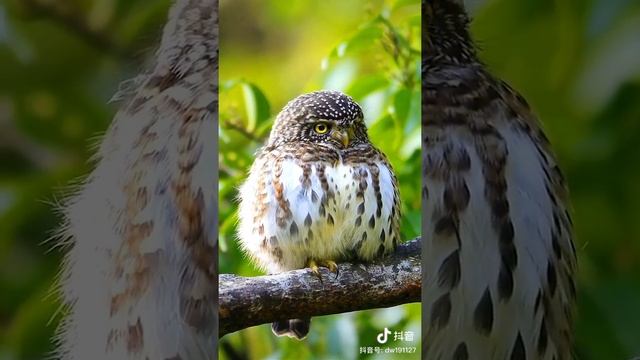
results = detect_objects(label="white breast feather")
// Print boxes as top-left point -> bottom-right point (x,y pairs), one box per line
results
238,158 -> 397,273
425,124 -> 558,359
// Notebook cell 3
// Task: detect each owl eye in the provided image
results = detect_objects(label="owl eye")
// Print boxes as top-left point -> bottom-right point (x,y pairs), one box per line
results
314,123 -> 330,134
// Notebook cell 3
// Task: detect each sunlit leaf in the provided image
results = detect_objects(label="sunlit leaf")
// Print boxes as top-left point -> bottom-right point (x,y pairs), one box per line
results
241,82 -> 271,132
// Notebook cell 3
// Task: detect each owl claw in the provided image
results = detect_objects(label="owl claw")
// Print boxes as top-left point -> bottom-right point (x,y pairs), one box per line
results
306,259 -> 339,282
320,260 -> 339,279
307,259 -> 323,282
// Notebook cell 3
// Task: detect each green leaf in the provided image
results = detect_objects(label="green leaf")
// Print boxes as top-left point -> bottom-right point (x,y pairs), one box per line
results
392,88 -> 411,124
346,74 -> 389,100
241,82 -> 271,132
344,23 -> 384,55
328,21 -> 384,61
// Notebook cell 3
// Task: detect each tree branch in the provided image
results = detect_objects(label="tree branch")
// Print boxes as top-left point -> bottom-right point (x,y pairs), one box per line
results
219,237 -> 421,337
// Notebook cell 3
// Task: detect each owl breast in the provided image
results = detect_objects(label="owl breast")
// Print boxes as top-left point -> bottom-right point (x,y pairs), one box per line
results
423,122 -> 576,359
238,155 -> 400,273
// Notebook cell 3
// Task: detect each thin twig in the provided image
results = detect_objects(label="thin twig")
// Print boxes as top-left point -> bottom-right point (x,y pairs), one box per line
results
222,119 -> 263,142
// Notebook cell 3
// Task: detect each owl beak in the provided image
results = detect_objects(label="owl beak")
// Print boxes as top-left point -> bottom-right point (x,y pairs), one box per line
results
330,129 -> 350,148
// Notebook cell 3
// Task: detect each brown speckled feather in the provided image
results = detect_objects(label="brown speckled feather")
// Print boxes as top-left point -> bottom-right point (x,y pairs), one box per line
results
423,1 -> 576,359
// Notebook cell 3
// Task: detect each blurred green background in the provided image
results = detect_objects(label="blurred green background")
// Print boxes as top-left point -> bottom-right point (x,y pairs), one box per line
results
0,0 -> 637,359
218,0 -> 421,359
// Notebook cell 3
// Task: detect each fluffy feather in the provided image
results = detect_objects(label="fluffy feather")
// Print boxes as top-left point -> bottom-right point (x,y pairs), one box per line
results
238,157 -> 398,273
54,1 -> 218,359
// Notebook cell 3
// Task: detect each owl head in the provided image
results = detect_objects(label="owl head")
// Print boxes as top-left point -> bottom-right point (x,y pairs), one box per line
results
266,90 -> 369,150
424,0 -> 476,65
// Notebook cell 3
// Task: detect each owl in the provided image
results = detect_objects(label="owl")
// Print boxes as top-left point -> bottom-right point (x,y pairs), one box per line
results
423,1 -> 576,359
237,90 -> 401,339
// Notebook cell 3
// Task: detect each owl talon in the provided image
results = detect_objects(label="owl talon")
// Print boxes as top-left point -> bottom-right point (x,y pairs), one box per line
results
319,260 -> 339,279
307,259 -> 324,283
306,259 -> 339,282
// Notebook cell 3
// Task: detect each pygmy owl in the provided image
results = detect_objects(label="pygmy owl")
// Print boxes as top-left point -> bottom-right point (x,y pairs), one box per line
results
237,90 -> 401,339
423,0 -> 576,359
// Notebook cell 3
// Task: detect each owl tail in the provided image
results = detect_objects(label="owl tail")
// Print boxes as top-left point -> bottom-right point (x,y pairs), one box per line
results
271,318 -> 310,340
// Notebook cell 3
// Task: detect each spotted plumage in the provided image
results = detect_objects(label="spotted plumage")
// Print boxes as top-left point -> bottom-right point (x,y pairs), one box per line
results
423,1 -> 576,359
237,90 -> 401,339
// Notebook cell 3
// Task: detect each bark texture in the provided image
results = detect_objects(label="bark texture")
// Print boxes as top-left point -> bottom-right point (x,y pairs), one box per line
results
219,237 -> 421,337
